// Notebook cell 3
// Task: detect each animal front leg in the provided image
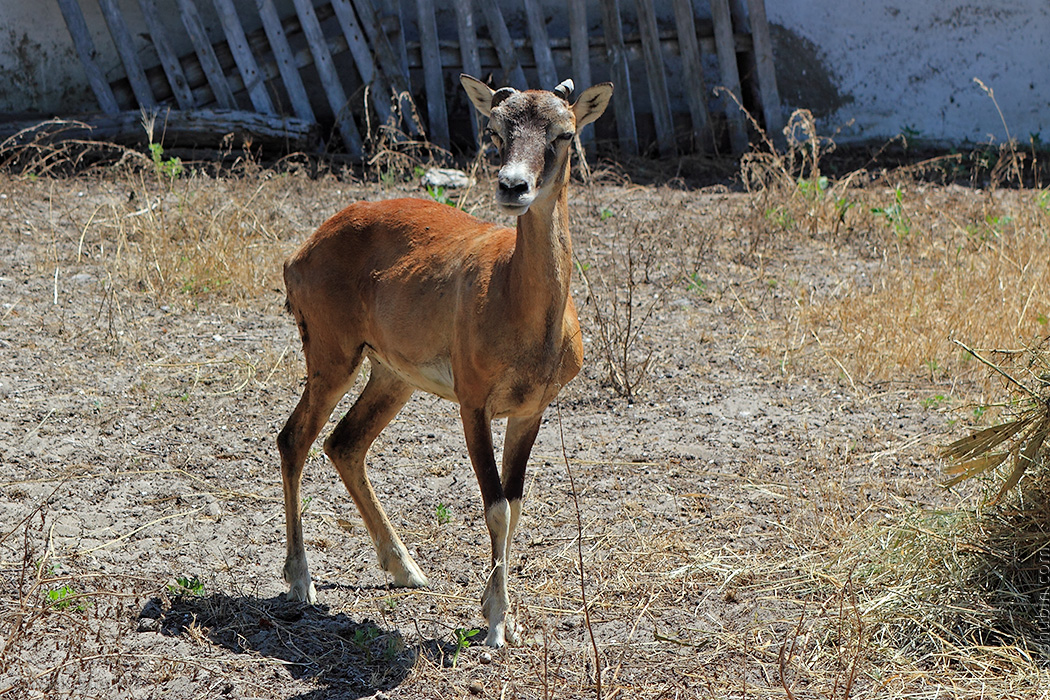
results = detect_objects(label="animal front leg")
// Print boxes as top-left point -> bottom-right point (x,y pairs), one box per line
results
482,498 -> 517,647
461,406 -> 520,647
501,415 -> 542,566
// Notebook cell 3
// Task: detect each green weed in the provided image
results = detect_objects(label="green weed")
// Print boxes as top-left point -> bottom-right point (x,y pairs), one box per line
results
921,394 -> 950,409
168,575 -> 205,596
47,585 -> 88,611
435,502 -> 451,525
871,186 -> 912,238
686,272 -> 705,294
451,627 -> 479,667
425,185 -> 454,206
149,141 -> 184,180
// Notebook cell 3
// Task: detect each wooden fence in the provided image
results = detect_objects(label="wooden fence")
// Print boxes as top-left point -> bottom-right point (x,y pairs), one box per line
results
45,0 -> 782,159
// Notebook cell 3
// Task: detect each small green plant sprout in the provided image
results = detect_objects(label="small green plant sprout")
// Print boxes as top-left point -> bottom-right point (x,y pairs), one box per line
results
47,585 -> 88,611
765,205 -> 794,232
382,636 -> 401,661
352,626 -> 380,651
149,142 -> 184,180
796,175 -> 829,201
168,575 -> 205,597
834,196 -> 855,226
301,495 -> 313,514
900,124 -> 922,143
1036,189 -> 1050,212
599,207 -> 614,221
685,272 -> 705,294
451,627 -> 480,667
922,394 -> 949,409
871,185 -> 912,239
425,184 -> 454,206
435,502 -> 451,525
141,110 -> 184,180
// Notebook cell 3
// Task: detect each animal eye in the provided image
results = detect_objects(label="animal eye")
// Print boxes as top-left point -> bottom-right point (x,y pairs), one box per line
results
556,132 -> 575,142
485,128 -> 502,145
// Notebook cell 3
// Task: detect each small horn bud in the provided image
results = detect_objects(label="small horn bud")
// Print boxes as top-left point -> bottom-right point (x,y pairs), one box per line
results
491,87 -> 517,109
553,79 -> 574,101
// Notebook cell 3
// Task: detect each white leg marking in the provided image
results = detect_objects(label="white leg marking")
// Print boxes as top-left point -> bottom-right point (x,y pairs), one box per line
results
482,499 -> 519,647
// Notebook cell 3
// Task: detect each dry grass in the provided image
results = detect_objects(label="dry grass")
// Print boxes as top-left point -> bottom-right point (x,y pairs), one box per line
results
4,121 -> 1050,698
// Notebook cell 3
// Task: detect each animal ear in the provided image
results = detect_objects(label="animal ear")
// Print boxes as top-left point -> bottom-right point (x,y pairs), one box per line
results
461,74 -> 495,116
573,83 -> 614,129
490,87 -> 517,110
553,78 -> 574,101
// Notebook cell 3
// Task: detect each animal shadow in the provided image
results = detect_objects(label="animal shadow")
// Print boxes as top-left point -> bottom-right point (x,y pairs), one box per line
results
141,591 -> 414,699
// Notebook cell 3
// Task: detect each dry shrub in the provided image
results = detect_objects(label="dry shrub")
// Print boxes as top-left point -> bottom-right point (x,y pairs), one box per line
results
740,110 -> 867,249
831,468 -> 1050,684
573,186 -> 704,400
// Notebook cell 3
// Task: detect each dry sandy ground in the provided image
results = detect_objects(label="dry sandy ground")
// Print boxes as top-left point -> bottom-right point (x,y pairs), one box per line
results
0,171 -> 970,699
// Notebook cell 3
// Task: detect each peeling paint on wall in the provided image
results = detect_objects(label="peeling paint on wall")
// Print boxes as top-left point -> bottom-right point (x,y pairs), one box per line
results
769,24 -> 854,120
767,0 -> 1050,145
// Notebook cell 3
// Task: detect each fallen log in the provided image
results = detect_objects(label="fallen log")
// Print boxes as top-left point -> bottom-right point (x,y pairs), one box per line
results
0,109 -> 319,153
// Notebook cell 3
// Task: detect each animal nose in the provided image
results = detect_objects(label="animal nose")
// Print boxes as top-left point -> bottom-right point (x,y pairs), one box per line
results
498,173 -> 530,197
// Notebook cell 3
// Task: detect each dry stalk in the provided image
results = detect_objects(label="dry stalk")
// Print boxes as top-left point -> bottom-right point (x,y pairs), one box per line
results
556,402 -> 602,699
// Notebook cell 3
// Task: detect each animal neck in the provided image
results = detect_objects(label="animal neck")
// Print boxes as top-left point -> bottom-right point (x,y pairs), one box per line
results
509,170 -> 573,337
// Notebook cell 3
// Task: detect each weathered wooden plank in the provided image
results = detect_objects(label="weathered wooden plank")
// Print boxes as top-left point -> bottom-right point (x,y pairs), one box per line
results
330,0 -> 392,124
567,0 -> 592,147
746,0 -> 784,139
212,0 -> 275,113
711,0 -> 748,152
671,0 -> 710,151
452,0 -> 482,141
138,0 -> 195,109
351,0 -> 419,134
452,0 -> 482,79
97,0 -> 158,109
416,0 -> 449,149
523,0 -> 557,89
478,1 -> 527,90
599,0 -> 638,155
55,0 -> 121,114
256,0 -> 315,122
567,0 -> 591,89
291,0 -> 363,156
633,0 -> 675,156
0,110 -> 317,152
177,0 -> 238,109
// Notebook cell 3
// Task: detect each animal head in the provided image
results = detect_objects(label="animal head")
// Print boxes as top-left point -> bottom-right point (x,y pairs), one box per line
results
461,74 -> 613,216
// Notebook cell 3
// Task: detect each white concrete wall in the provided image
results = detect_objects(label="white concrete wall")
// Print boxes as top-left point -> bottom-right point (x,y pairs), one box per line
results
2,0 -> 1047,146
767,0 -> 1050,145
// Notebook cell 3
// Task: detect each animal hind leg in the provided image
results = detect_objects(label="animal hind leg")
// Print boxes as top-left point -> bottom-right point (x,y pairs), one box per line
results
324,362 -> 426,588
278,351 -> 363,603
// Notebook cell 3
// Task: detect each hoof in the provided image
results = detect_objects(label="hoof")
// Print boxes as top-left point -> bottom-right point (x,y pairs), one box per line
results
484,615 -> 521,648
286,580 -> 318,604
387,555 -> 429,588
390,566 -> 429,589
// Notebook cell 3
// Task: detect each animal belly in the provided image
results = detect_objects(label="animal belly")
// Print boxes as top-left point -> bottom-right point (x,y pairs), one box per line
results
370,352 -> 458,402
